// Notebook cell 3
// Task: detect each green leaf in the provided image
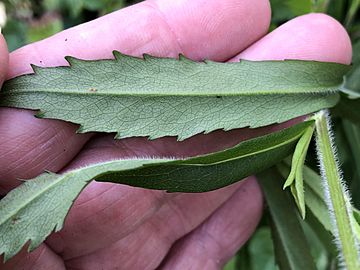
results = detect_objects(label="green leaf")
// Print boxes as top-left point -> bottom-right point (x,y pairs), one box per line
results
277,162 -> 337,258
95,121 -> 314,192
0,121 -> 312,261
283,124 -> 315,218
0,159 -> 166,262
258,169 -> 317,270
286,0 -> 312,15
278,162 -> 333,233
247,227 -> 277,270
0,53 -> 348,140
332,95 -> 360,125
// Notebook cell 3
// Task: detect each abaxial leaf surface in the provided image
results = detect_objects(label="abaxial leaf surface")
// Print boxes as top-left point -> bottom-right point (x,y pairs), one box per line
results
0,53 -> 348,140
0,121 -> 312,261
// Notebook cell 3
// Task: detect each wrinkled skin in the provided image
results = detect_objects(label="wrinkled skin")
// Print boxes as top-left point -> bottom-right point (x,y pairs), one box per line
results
0,0 -> 352,269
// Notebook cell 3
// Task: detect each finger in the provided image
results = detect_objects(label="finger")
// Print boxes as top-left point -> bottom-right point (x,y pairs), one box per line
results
0,34 -> 8,86
50,11 -> 353,263
160,177 -> 262,270
8,0 -> 270,77
159,13 -> 353,270
232,13 -> 352,64
0,244 -> 64,270
45,119 -> 294,258
0,0 -> 271,191
64,182 -> 244,269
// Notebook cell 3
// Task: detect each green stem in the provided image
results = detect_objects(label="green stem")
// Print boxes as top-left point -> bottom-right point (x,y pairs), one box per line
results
315,110 -> 360,269
345,0 -> 360,29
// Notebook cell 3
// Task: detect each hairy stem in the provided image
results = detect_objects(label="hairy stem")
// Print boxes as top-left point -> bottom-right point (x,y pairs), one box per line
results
315,110 -> 360,269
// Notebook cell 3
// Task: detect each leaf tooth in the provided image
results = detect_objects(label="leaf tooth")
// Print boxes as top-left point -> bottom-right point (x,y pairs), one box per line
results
142,53 -> 158,61
114,132 -> 122,140
178,54 -> 193,63
34,110 -> 45,119
30,64 -> 42,75
64,56 -> 80,66
76,125 -> 86,134
112,50 -> 123,60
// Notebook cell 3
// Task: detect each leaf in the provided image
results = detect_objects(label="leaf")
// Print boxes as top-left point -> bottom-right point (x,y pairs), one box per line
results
332,95 -> 360,125
277,162 -> 337,257
0,52 -> 348,140
283,124 -> 315,218
339,41 -> 360,98
258,169 -> 317,270
247,227 -> 277,270
0,159 -> 166,262
286,0 -> 312,15
95,121 -> 314,192
278,162 -> 333,232
0,121 -> 312,261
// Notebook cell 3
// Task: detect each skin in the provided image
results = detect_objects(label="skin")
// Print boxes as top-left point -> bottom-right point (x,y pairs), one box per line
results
0,0 -> 352,269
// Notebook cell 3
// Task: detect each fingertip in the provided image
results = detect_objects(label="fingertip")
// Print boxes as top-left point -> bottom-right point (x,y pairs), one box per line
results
149,0 -> 272,61
235,13 -> 352,65
0,33 -> 8,86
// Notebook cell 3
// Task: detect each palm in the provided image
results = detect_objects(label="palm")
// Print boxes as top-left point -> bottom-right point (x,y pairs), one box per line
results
0,0 -> 351,269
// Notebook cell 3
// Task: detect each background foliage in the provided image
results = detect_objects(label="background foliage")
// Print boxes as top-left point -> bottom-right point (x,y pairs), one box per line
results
0,0 -> 359,269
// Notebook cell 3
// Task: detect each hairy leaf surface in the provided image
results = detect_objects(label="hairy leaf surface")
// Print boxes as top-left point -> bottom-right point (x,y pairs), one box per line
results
0,53 -> 348,140
95,121 -> 314,192
0,121 -> 312,261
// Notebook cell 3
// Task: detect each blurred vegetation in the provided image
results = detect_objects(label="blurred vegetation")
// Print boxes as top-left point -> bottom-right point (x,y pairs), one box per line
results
1,0 -> 359,52
0,0 -> 140,51
0,0 -> 358,269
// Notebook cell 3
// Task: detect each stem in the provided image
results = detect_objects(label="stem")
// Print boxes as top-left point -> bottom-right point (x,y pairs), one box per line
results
315,110 -> 360,269
345,0 -> 360,29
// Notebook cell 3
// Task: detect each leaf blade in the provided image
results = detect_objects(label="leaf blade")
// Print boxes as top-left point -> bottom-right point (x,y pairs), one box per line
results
258,169 -> 317,270
96,121 -> 314,192
0,54 -> 348,140
0,121 -> 312,261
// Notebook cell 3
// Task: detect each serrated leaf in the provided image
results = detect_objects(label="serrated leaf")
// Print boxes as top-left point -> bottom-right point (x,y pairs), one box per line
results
0,52 -> 348,140
0,121 -> 312,261
283,124 -> 315,218
258,169 -> 317,270
0,159 -> 164,262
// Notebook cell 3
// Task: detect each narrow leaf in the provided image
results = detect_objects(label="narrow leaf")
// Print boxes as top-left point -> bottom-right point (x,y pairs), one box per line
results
258,169 -> 317,270
95,121 -> 314,192
0,121 -> 312,261
0,53 -> 348,140
278,162 -> 337,257
283,124 -> 315,218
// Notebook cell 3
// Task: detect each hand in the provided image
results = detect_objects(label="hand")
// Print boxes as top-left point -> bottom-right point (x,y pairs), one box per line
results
0,0 -> 352,269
